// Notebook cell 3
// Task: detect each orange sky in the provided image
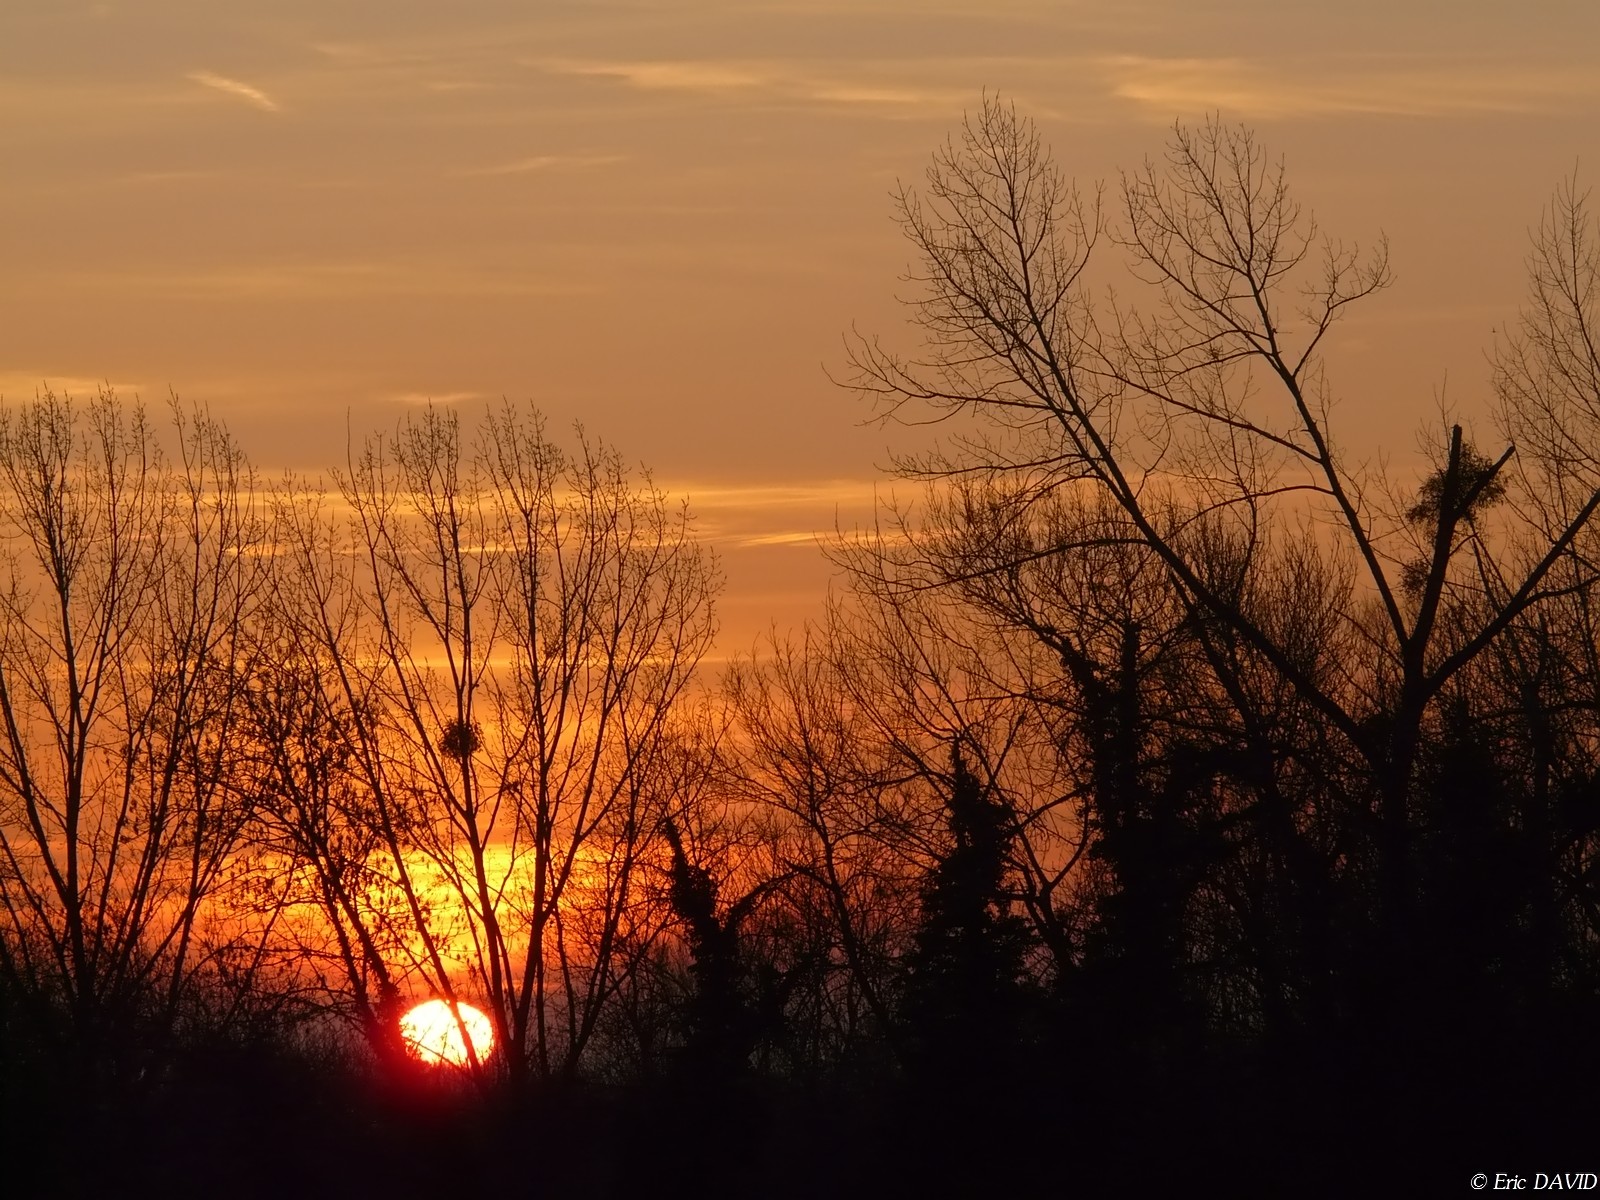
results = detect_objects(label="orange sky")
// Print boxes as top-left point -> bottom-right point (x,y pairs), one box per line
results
4,0 -> 1597,655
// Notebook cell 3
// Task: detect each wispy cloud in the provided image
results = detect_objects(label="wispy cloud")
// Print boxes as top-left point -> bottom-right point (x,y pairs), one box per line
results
654,479 -> 879,546
534,57 -> 966,111
736,530 -> 827,547
663,480 -> 880,508
187,70 -> 280,113
1102,55 -> 1600,120
805,83 -> 945,105
0,372 -> 145,401
388,391 -> 483,406
455,153 -> 625,178
116,168 -> 220,186
58,262 -> 602,302
548,59 -> 767,93
309,42 -> 379,63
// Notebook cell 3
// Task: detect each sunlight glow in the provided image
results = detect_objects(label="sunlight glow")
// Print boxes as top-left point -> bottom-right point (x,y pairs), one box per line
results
399,999 -> 495,1067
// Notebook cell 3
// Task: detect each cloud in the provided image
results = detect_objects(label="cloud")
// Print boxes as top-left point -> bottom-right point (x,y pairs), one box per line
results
663,480 -> 880,508
1101,55 -> 1600,120
388,391 -> 483,407
664,480 -> 888,548
116,169 -> 219,186
533,57 -> 966,111
805,83 -> 946,105
187,70 -> 280,113
310,42 -> 379,62
455,154 -> 625,178
0,373 -> 145,402
735,530 -> 827,547
545,59 -> 768,93
60,262 -> 600,301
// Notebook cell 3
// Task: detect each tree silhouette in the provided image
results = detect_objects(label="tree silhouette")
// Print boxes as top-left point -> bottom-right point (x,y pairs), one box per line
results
901,741 -> 1031,1089
661,815 -> 745,1080
846,96 -> 1600,1061
0,391 -> 268,1090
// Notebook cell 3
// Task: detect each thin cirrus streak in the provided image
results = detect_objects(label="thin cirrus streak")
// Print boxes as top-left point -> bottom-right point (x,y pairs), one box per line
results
735,531 -> 830,548
0,373 -> 145,402
537,58 -> 767,92
728,528 -> 913,550
44,262 -> 601,301
453,154 -> 626,178
1101,55 -> 1600,119
388,390 -> 484,406
664,480 -> 879,505
187,70 -> 281,113
530,57 -> 968,109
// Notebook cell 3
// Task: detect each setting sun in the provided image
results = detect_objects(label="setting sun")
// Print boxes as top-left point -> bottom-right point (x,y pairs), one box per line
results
399,999 -> 495,1067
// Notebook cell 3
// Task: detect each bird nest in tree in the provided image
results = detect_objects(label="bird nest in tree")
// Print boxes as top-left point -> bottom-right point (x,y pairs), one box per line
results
440,719 -> 481,760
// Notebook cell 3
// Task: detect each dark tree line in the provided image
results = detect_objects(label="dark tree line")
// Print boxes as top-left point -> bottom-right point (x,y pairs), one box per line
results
3,105 -> 1599,1193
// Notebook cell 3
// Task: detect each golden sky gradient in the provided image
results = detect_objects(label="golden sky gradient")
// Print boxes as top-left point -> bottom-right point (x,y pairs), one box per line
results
4,0 -> 1597,653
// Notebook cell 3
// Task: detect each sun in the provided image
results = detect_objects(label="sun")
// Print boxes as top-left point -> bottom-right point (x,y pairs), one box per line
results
399,998 -> 496,1067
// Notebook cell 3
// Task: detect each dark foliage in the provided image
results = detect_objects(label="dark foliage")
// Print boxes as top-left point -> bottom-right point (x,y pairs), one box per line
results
900,741 -> 1032,1089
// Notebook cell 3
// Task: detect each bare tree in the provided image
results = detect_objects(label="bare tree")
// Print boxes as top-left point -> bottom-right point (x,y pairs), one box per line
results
846,98 -> 1600,1031
723,629 -> 918,1062
1494,173 -> 1600,504
0,390 -> 268,1078
256,401 -> 718,1081
235,629 -> 413,1059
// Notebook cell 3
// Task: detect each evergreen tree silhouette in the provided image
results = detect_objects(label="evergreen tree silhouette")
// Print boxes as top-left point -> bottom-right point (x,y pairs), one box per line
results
661,817 -> 746,1082
901,740 -> 1031,1094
